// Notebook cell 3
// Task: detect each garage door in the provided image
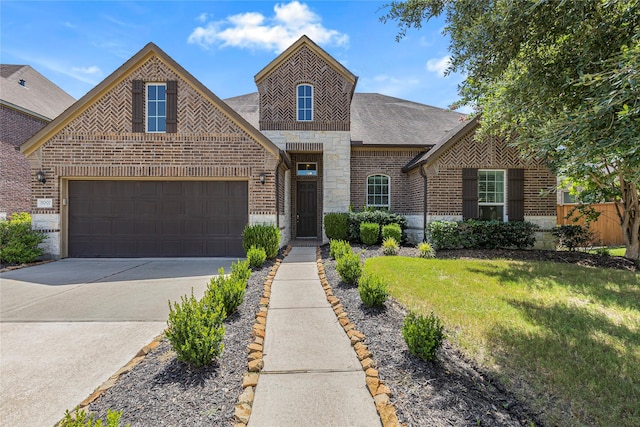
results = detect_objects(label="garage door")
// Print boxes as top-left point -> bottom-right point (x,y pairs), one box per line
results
68,181 -> 248,257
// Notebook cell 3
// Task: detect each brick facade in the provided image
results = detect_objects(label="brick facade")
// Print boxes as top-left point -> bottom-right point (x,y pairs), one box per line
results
424,129 -> 556,218
350,149 -> 422,214
257,45 -> 355,132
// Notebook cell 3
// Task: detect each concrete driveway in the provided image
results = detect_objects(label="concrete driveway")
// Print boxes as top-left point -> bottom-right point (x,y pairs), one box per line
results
0,258 -> 235,427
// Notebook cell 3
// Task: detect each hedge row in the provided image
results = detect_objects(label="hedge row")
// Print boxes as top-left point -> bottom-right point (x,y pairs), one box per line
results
325,211 -> 408,244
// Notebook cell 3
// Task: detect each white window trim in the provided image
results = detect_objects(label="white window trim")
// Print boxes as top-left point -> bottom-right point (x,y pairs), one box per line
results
146,82 -> 167,133
366,174 -> 391,209
478,169 -> 507,222
296,84 -> 313,122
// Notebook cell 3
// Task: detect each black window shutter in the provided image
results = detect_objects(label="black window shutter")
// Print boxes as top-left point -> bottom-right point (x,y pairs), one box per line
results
132,80 -> 144,133
508,168 -> 525,221
462,168 -> 478,219
166,80 -> 177,133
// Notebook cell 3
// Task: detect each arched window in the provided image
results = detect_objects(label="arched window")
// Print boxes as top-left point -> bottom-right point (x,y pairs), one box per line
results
367,175 -> 390,209
297,84 -> 313,121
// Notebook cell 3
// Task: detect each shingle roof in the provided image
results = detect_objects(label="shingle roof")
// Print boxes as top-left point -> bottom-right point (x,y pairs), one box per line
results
0,64 -> 75,120
224,92 -> 466,148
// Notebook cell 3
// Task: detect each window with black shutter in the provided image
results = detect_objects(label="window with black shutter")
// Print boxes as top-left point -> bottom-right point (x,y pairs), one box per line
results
508,169 -> 525,221
462,168 -> 478,219
131,80 -> 177,133
132,80 -> 144,133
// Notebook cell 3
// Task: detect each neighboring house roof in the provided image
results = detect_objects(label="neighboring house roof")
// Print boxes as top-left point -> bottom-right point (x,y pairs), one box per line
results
21,43 -> 288,164
0,64 -> 75,120
254,35 -> 357,91
402,114 -> 480,172
224,92 -> 466,148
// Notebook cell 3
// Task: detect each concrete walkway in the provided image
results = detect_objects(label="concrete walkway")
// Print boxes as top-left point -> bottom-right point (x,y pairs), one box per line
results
248,247 -> 381,427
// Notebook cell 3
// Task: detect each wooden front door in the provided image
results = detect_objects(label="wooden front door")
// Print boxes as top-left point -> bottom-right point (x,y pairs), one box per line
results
296,181 -> 317,237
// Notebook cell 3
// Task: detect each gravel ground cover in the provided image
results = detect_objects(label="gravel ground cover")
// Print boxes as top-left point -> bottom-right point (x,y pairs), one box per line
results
83,245 -> 633,426
87,257 -> 276,426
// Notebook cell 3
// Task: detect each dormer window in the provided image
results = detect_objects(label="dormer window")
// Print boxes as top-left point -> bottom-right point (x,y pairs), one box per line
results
146,83 -> 166,133
297,84 -> 313,121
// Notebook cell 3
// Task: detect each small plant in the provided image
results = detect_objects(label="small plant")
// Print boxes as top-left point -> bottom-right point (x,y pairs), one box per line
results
336,251 -> 362,285
0,212 -> 47,264
382,237 -> 399,255
552,224 -> 594,251
246,245 -> 267,268
381,223 -> 402,242
206,267 -> 246,316
358,273 -> 389,307
60,407 -> 129,427
595,247 -> 611,256
166,290 -> 225,367
417,242 -> 436,258
329,239 -> 352,259
231,259 -> 251,283
324,212 -> 349,240
402,311 -> 445,361
360,222 -> 380,245
242,224 -> 280,259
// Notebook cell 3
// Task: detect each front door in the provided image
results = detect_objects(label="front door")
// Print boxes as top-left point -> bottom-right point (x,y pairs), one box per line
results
296,181 -> 317,237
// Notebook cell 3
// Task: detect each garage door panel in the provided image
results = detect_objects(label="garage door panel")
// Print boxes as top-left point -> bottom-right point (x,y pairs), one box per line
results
69,181 -> 248,257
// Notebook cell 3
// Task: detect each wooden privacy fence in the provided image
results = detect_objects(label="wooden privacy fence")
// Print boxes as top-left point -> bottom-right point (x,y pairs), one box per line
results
557,203 -> 624,246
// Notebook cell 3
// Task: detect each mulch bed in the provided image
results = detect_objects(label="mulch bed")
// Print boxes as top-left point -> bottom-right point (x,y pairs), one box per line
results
83,246 -> 634,426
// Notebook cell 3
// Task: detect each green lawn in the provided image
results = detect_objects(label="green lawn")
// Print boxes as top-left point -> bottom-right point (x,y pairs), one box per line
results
365,257 -> 639,427
586,246 -> 627,257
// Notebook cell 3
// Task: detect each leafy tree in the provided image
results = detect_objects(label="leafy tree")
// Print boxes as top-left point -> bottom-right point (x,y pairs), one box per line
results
381,0 -> 640,260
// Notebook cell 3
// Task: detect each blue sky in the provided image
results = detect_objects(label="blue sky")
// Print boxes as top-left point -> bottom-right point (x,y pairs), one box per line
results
1,1 -> 466,111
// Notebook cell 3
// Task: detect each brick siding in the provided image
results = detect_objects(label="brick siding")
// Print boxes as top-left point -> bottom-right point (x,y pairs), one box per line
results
350,149 -> 423,214
0,105 -> 48,216
257,46 -> 354,131
28,56 -> 280,217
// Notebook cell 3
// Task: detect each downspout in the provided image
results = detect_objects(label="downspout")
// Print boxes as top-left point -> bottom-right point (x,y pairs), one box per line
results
275,158 -> 282,229
420,164 -> 428,242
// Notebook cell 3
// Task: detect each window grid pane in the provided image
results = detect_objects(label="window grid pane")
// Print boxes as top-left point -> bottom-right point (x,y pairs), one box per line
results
367,175 -> 389,208
297,84 -> 313,122
147,83 -> 166,133
478,170 -> 505,220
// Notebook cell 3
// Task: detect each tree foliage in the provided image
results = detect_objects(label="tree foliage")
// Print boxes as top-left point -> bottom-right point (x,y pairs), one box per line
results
381,0 -> 640,259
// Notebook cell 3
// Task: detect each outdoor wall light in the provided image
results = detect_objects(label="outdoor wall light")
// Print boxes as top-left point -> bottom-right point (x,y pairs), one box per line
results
35,171 -> 46,184
259,173 -> 266,185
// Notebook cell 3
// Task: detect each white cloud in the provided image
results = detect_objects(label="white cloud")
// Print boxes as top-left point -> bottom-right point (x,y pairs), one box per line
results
426,55 -> 451,77
196,12 -> 208,23
187,1 -> 348,53
72,65 -> 101,75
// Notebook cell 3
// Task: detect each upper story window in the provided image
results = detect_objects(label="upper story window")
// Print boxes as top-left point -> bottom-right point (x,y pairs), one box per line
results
146,83 -> 166,133
297,84 -> 313,121
367,174 -> 390,209
478,170 -> 505,221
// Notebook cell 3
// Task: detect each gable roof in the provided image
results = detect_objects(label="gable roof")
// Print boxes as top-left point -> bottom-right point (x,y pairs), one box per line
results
20,43 -> 287,163
254,35 -> 357,87
402,114 -> 480,172
0,64 -> 75,120
224,92 -> 466,148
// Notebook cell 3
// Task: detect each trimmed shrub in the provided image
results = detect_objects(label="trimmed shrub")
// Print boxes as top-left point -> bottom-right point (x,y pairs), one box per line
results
417,242 -> 436,258
60,407 -> 129,427
246,245 -> 267,268
242,224 -> 280,259
206,267 -> 246,317
324,212 -> 349,240
360,222 -> 380,245
348,210 -> 408,243
231,259 -> 251,284
336,251 -> 362,285
166,290 -> 226,367
0,212 -> 47,264
427,220 -> 537,250
381,223 -> 402,242
382,237 -> 399,255
402,311 -> 445,361
329,239 -> 352,259
552,224 -> 594,251
358,273 -> 389,307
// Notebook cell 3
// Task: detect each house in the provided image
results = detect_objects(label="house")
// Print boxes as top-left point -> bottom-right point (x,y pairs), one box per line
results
20,37 -> 557,259
1,65 -> 75,219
